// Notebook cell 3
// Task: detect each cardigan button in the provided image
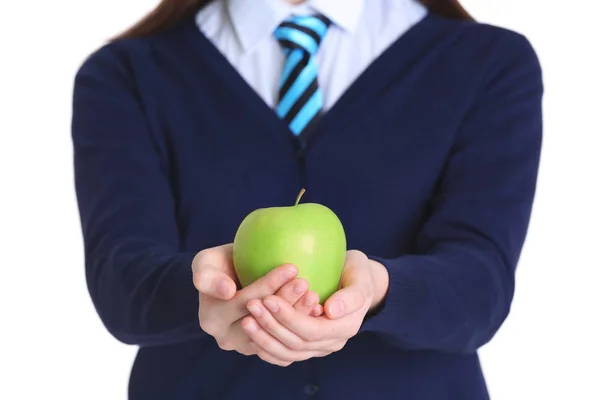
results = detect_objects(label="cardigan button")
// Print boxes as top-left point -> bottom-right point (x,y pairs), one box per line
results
303,383 -> 319,396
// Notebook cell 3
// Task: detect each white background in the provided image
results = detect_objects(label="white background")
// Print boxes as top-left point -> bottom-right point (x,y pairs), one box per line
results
1,0 -> 598,399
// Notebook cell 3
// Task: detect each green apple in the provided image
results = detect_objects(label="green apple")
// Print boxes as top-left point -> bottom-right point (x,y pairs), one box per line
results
232,189 -> 346,303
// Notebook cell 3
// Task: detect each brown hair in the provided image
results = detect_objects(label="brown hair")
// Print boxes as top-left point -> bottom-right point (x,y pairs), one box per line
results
116,0 -> 472,40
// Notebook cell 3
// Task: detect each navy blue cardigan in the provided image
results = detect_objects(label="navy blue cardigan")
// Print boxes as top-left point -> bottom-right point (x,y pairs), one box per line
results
72,12 -> 543,400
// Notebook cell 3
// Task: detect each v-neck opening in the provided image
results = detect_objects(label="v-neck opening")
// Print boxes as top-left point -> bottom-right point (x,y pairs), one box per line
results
176,12 -> 449,153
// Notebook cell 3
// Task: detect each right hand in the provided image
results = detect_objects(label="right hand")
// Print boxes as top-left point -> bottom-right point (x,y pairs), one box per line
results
192,244 -> 322,361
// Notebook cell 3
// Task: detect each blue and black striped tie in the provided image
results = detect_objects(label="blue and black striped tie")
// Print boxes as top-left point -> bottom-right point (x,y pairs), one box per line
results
274,14 -> 331,137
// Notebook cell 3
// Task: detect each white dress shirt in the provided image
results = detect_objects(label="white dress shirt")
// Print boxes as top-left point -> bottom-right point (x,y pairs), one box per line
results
196,0 -> 428,111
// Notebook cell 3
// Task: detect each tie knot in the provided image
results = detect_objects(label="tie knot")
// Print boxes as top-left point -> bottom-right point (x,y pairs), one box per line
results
274,14 -> 332,55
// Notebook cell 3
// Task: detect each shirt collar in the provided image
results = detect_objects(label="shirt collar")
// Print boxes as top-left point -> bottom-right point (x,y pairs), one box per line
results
226,0 -> 365,53
308,0 -> 364,33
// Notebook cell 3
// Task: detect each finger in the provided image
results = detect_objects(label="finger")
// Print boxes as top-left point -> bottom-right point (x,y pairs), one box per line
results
260,295 -> 330,342
220,265 -> 299,327
310,304 -> 324,317
211,320 -> 255,355
249,299 -> 344,352
192,244 -> 235,274
263,295 -> 362,343
192,244 -> 237,299
229,321 -> 257,356
235,264 -> 298,303
292,291 -> 320,315
247,299 -> 306,351
252,342 -> 337,364
323,285 -> 369,320
248,299 -> 340,352
323,259 -> 371,319
323,276 -> 373,320
195,267 -> 236,300
275,278 -> 309,308
241,315 -> 313,363
249,343 -> 293,367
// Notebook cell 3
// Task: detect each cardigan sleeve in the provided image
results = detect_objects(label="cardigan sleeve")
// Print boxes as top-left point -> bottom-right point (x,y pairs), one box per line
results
360,32 -> 543,353
72,45 -> 203,347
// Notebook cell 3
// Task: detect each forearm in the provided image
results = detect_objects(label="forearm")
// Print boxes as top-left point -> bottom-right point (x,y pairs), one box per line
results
363,242 -> 514,353
73,45 -> 204,347
360,31 -> 543,353
86,238 -> 202,346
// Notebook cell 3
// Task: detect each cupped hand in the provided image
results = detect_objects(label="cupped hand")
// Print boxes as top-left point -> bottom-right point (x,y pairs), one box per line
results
242,250 -> 389,365
192,244 -> 323,362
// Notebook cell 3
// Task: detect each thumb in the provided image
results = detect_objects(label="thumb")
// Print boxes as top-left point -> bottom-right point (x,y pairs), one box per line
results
194,266 -> 237,300
323,265 -> 369,320
236,264 -> 298,302
192,244 -> 237,300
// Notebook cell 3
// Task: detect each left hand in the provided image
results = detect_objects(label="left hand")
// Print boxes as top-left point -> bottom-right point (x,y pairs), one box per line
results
241,250 -> 389,366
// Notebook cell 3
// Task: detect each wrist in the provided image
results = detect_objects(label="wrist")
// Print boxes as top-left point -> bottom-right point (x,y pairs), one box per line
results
368,259 -> 389,312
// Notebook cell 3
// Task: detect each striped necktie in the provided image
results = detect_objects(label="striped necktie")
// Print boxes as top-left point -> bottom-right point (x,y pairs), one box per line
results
274,14 -> 332,137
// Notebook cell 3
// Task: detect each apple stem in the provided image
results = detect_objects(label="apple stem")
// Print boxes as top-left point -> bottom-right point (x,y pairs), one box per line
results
295,188 -> 306,206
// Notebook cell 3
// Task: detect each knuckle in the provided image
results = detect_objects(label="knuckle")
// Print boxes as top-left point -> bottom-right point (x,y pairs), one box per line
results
261,319 -> 274,332
275,288 -> 293,303
192,250 -> 209,271
192,271 -> 205,291
333,341 -> 346,352
191,252 -> 203,270
287,340 -> 305,352
239,346 -> 254,356
216,336 -> 234,351
255,336 -> 271,351
197,248 -> 213,259
257,351 -> 292,367
275,311 -> 292,326
349,324 -> 361,338
346,249 -> 359,257
276,280 -> 293,293
240,316 -> 256,330
269,357 -> 292,367
256,352 -> 269,362
348,249 -> 367,261
199,319 -> 219,336
195,271 -> 213,294
266,277 -> 281,293
293,305 -> 307,315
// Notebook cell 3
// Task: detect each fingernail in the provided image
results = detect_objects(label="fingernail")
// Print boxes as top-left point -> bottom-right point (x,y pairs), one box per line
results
313,304 -> 324,316
263,299 -> 279,313
293,281 -> 307,294
329,300 -> 345,318
216,279 -> 231,297
247,305 -> 262,318
281,267 -> 297,280
244,323 -> 258,333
